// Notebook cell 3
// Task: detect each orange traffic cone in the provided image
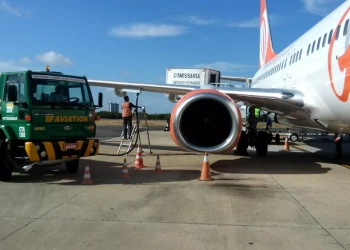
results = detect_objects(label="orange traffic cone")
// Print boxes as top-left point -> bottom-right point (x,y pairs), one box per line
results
134,144 -> 145,169
82,164 -> 93,184
155,155 -> 162,173
121,158 -> 130,178
283,137 -> 290,151
199,152 -> 213,181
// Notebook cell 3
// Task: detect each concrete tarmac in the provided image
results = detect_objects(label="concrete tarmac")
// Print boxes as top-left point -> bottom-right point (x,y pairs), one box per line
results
0,127 -> 350,249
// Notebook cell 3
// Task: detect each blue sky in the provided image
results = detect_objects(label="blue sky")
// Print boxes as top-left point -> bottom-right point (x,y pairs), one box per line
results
0,0 -> 345,113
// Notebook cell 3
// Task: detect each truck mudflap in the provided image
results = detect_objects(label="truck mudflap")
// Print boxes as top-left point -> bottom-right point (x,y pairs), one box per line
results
24,139 -> 99,162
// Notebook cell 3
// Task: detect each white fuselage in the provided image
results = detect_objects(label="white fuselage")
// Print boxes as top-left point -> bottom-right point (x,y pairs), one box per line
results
252,1 -> 350,133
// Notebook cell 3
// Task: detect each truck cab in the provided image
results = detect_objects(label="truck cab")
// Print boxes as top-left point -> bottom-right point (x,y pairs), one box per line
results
0,67 -> 103,181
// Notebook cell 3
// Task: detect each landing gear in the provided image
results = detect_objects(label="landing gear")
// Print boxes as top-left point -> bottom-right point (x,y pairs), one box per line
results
234,106 -> 269,157
335,133 -> 342,158
255,131 -> 268,157
234,131 -> 249,156
275,134 -> 280,145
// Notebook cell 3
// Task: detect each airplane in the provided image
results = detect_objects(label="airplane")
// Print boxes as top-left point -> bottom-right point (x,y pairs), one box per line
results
88,0 -> 350,157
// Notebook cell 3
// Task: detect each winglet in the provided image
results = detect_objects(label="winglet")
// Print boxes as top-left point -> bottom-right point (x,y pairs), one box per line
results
259,0 -> 276,69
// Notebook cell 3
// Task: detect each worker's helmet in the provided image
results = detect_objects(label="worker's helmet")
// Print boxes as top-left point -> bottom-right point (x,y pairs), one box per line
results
124,96 -> 129,101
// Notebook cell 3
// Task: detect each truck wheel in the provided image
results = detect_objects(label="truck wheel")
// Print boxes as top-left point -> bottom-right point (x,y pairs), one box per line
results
290,133 -> 299,142
275,134 -> 280,145
256,131 -> 268,157
66,159 -> 79,173
0,140 -> 13,181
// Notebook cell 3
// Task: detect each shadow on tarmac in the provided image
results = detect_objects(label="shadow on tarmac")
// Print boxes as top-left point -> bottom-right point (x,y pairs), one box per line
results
300,137 -> 350,166
98,144 -> 202,156
211,149 -> 332,175
7,147 -> 333,185
7,159 -> 206,185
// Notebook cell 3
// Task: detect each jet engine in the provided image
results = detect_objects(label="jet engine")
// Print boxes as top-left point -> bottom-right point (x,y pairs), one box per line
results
170,89 -> 242,154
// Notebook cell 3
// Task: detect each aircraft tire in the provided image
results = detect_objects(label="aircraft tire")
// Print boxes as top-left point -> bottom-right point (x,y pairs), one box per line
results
234,131 -> 249,156
275,134 -> 280,145
256,131 -> 268,157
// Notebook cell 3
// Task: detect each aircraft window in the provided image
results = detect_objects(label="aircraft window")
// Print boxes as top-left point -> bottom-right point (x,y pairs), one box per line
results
328,29 -> 333,44
296,51 -> 299,61
322,33 -> 327,47
336,25 -> 341,40
307,44 -> 311,55
289,56 -> 293,65
284,59 -> 287,68
311,40 -> 316,53
317,37 -> 321,50
344,19 -> 349,36
293,53 -> 297,63
299,49 -> 303,60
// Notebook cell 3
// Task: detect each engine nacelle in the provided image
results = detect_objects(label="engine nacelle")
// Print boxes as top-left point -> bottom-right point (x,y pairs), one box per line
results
170,89 -> 242,154
115,88 -> 126,97
165,93 -> 183,103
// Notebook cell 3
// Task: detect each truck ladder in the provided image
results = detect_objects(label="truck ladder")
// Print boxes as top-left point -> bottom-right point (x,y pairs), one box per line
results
117,107 -> 152,156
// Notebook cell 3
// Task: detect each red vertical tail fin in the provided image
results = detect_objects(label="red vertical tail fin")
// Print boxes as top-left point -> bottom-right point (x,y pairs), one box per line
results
259,0 -> 276,69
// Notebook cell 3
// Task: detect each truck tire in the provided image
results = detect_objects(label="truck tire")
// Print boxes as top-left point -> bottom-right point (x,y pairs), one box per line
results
256,131 -> 268,157
66,159 -> 79,173
290,133 -> 299,142
0,140 -> 13,181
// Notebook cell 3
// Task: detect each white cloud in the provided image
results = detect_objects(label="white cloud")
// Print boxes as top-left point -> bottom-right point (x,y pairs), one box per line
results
193,62 -> 252,73
36,51 -> 72,66
19,57 -> 32,64
226,17 -> 260,28
108,23 -> 188,38
0,1 -> 21,16
226,14 -> 279,28
122,70 -> 131,76
0,61 -> 29,72
174,15 -> 216,25
301,0 -> 340,16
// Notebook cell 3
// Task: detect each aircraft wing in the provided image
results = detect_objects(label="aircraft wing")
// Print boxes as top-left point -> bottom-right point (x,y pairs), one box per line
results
88,79 -> 198,95
88,79 -> 306,118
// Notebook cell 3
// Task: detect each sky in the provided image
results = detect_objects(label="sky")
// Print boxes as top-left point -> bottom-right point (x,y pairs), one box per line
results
0,0 -> 345,113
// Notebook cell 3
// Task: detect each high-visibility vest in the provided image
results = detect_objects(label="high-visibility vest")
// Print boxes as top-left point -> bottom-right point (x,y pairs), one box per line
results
122,102 -> 132,117
255,108 -> 260,117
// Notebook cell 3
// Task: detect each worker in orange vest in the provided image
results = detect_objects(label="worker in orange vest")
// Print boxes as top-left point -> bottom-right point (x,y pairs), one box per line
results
121,95 -> 143,139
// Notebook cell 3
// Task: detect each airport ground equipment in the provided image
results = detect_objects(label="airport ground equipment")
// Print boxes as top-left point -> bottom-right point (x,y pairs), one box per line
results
164,68 -> 238,103
118,107 -> 152,156
0,66 -> 103,181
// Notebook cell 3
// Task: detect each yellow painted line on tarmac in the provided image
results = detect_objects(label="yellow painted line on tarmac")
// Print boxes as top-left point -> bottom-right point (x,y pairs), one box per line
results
290,145 -> 350,170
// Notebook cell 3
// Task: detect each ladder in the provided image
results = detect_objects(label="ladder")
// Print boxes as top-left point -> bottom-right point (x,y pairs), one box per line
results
117,107 -> 152,156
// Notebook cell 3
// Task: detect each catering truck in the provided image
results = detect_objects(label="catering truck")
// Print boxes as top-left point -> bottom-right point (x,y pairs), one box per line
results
165,68 -> 223,103
0,66 -> 103,181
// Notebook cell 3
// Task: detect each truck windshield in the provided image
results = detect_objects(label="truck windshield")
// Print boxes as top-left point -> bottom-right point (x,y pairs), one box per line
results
29,74 -> 93,106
